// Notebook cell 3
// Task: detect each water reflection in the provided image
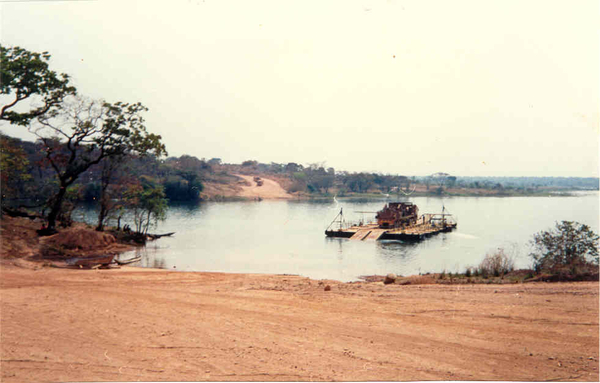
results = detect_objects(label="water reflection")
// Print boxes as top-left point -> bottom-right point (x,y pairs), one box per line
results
374,240 -> 420,274
325,237 -> 348,261
168,200 -> 203,214
376,240 -> 419,258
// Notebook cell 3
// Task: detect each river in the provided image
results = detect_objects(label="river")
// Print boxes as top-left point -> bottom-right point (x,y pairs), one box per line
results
77,192 -> 598,282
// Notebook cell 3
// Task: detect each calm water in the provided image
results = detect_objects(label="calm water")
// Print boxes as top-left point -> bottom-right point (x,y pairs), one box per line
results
81,192 -> 598,282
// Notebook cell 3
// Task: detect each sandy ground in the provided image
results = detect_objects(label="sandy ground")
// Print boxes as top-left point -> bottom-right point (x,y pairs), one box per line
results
1,262 -> 598,382
234,174 -> 293,199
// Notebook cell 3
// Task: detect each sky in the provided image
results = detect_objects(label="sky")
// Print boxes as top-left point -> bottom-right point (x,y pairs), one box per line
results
1,0 -> 598,177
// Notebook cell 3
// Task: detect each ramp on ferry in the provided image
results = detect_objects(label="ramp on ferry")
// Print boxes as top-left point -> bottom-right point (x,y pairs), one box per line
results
350,228 -> 387,241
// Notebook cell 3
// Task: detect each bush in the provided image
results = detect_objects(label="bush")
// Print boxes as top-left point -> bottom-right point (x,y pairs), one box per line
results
287,180 -> 307,193
530,221 -> 599,273
163,175 -> 202,202
478,248 -> 515,277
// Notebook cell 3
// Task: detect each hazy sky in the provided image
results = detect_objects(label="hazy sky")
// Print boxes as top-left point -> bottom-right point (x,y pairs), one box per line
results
1,0 -> 598,177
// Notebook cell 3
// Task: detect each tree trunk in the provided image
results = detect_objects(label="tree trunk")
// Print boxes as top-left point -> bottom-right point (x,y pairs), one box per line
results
144,210 -> 151,235
47,185 -> 68,230
96,184 -> 110,231
96,157 -> 121,232
96,202 -> 107,231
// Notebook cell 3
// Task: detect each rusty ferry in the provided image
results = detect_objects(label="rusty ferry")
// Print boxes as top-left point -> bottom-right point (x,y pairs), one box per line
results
325,202 -> 457,241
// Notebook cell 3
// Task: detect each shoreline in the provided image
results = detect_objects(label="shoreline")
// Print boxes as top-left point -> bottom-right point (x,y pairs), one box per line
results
1,214 -> 595,285
200,189 -> 598,202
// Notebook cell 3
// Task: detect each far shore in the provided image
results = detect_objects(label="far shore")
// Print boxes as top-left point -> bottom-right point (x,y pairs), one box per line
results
197,173 -> 599,201
201,188 -> 598,202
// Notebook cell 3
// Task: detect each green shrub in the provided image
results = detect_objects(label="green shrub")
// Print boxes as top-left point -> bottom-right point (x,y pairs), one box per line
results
530,221 -> 598,273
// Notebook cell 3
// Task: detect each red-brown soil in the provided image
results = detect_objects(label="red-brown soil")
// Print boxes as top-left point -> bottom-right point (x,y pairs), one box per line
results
1,265 -> 598,382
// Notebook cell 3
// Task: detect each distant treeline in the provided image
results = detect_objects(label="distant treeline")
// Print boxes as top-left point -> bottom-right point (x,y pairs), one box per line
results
2,134 -> 598,211
224,159 -> 599,196
450,176 -> 599,190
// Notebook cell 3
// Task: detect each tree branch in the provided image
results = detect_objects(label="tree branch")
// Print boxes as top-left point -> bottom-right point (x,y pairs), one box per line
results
0,93 -> 28,119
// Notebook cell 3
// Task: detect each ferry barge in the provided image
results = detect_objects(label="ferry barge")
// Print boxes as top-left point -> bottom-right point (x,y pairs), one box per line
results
325,202 -> 457,242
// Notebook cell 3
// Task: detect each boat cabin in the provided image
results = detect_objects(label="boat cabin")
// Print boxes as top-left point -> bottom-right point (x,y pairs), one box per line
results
376,202 -> 418,228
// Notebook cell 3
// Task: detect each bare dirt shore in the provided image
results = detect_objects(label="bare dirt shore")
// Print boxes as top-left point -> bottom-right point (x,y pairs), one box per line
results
234,174 -> 293,200
1,262 -> 598,382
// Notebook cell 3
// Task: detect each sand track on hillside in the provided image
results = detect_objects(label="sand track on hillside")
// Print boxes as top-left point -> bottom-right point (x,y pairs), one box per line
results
235,174 -> 293,199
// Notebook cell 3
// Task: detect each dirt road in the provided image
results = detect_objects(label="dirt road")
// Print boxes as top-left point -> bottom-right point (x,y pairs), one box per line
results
1,264 -> 598,382
235,174 -> 293,199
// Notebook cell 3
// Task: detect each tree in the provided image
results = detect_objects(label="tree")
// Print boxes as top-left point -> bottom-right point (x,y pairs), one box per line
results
430,172 -> 450,192
95,156 -> 127,231
124,177 -> 167,235
1,45 -> 76,125
311,173 -> 334,194
163,171 -> 203,202
242,160 -> 258,167
446,176 -> 457,188
285,162 -> 303,173
269,162 -> 284,173
344,172 -> 375,193
530,221 -> 599,273
303,163 -> 335,194
31,96 -> 166,230
0,134 -> 32,203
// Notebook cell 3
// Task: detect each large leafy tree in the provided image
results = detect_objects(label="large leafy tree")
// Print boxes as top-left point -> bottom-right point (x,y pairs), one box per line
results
31,96 -> 167,230
1,45 -> 76,125
530,221 -> 599,272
